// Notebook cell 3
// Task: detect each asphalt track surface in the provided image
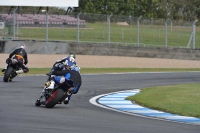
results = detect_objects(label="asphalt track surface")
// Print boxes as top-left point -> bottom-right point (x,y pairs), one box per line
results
1,72 -> 200,133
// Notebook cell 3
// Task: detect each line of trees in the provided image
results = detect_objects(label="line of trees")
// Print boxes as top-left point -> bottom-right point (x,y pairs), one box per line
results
76,0 -> 200,21
0,0 -> 200,21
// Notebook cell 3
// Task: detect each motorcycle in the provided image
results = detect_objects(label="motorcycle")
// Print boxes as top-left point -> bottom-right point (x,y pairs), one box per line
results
3,58 -> 22,82
35,66 -> 82,108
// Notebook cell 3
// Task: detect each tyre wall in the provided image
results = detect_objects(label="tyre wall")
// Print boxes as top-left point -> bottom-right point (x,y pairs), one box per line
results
1,40 -> 200,60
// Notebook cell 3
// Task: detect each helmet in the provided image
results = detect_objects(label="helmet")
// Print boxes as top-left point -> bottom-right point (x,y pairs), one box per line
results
68,53 -> 76,59
20,44 -> 26,49
71,65 -> 81,73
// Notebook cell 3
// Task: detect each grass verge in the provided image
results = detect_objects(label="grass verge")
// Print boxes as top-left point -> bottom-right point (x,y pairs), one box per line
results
16,67 -> 200,75
126,84 -> 200,118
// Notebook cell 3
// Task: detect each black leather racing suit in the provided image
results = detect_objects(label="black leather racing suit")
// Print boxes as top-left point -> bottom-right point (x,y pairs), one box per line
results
52,69 -> 82,94
6,48 -> 29,73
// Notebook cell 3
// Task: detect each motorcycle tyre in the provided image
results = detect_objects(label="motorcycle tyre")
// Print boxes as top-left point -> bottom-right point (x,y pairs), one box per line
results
45,89 -> 64,108
3,67 -> 14,82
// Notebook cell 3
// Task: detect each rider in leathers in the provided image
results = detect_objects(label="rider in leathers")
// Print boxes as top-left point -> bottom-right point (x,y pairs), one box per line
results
47,53 -> 76,76
36,65 -> 81,105
51,66 -> 81,104
36,53 -> 81,105
2,44 -> 29,74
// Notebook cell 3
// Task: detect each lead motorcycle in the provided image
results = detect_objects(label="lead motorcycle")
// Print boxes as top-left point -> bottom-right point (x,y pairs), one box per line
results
35,66 -> 82,108
3,58 -> 22,82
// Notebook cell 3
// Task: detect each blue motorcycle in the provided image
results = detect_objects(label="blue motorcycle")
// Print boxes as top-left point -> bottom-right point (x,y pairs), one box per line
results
35,66 -> 82,108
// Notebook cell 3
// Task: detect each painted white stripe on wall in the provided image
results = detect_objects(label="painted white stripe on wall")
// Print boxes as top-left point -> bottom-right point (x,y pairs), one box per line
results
100,98 -> 125,100
107,105 -> 144,108
99,101 -> 133,104
128,110 -> 165,113
103,95 -> 129,98
166,116 -> 199,120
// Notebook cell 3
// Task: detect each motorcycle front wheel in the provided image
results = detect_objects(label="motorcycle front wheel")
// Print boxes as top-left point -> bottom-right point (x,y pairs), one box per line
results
3,67 -> 14,82
45,89 -> 64,108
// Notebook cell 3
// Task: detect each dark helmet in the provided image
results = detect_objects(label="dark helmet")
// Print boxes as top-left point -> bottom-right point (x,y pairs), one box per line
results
68,53 -> 76,59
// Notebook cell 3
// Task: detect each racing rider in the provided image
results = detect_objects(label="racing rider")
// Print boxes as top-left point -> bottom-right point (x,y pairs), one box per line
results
36,65 -> 81,105
47,53 -> 77,75
2,44 -> 29,74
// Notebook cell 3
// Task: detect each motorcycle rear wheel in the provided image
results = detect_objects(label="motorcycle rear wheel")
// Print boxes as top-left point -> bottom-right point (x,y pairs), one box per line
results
45,89 -> 64,108
3,67 -> 14,82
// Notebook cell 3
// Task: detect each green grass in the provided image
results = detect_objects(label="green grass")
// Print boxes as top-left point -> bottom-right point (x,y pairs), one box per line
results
1,67 -> 199,76
126,84 -> 200,118
4,22 -> 200,48
14,67 -> 200,75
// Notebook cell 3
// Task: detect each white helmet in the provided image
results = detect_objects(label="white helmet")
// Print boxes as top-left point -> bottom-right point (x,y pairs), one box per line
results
20,44 -> 26,49
68,53 -> 76,59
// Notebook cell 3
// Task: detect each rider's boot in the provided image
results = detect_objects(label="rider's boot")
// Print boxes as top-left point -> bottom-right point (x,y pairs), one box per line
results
1,63 -> 8,72
47,80 -> 55,89
63,94 -> 72,105
63,97 -> 69,104
16,69 -> 23,74
35,99 -> 41,106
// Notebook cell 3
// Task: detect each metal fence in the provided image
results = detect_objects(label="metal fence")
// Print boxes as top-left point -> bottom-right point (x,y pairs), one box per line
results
0,8 -> 199,49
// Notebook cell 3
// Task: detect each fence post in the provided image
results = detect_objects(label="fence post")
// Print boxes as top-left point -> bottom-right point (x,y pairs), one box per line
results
137,16 -> 142,46
122,28 -> 124,39
107,14 -> 112,44
13,7 -> 18,39
192,20 -> 198,49
165,18 -> 170,48
77,12 -> 81,43
187,20 -> 198,49
46,7 -> 50,42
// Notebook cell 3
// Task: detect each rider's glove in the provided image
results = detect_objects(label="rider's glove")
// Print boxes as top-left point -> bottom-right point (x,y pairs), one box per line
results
50,75 -> 55,78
